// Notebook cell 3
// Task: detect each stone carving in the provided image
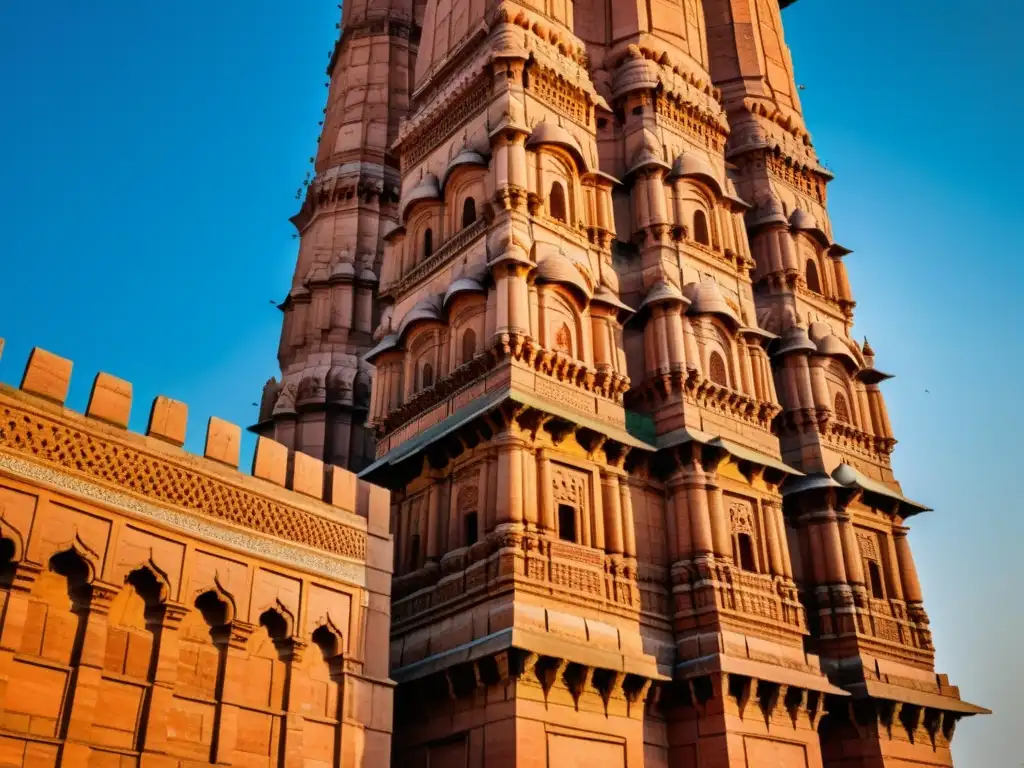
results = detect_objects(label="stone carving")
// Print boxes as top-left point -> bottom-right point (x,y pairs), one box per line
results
0,405 -> 366,561
728,499 -> 755,535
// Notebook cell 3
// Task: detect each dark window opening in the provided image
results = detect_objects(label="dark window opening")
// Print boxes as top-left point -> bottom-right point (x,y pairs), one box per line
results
423,228 -> 433,260
693,210 -> 710,245
806,259 -> 821,293
736,533 -> 757,572
461,198 -> 477,228
549,182 -> 567,223
464,512 -> 479,547
421,363 -> 434,389
408,534 -> 421,570
461,329 -> 476,364
868,560 -> 885,599
558,504 -> 577,543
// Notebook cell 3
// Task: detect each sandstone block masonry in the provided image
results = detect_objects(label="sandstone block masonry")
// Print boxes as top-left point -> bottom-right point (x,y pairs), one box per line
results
0,341 -> 393,767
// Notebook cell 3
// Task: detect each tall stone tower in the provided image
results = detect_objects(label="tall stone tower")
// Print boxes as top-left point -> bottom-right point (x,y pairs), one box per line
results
263,0 -> 986,766
255,0 -> 423,472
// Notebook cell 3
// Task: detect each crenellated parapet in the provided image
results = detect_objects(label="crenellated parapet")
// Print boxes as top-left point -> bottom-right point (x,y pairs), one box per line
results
0,338 -> 395,766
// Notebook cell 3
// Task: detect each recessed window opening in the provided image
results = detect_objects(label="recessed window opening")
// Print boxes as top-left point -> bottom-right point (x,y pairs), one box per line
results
558,504 -> 577,543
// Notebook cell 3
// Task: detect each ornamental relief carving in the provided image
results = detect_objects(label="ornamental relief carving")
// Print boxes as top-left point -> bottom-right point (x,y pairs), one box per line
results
551,463 -> 588,511
456,484 -> 478,513
526,63 -> 592,127
0,405 -> 367,562
856,531 -> 879,561
402,78 -> 490,167
728,498 -> 755,535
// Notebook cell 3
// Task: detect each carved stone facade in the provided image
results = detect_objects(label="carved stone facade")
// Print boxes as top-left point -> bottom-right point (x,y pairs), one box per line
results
0,344 -> 393,767
263,0 -> 986,766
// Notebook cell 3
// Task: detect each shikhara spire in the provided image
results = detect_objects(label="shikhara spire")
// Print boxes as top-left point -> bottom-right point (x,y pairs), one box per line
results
258,0 -> 986,765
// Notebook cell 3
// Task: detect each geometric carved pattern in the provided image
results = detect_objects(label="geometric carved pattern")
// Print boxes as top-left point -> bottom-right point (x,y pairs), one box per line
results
0,405 -> 366,561
856,531 -> 879,561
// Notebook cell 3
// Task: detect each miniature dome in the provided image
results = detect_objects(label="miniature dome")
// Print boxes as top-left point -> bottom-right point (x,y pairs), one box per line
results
638,280 -> 688,311
535,256 -> 593,301
626,144 -> 671,177
525,122 -> 589,171
330,261 -> 356,281
357,268 -> 378,284
364,333 -> 400,364
684,281 -> 740,325
441,148 -> 488,190
443,277 -> 486,309
591,286 -> 635,316
746,198 -> 788,228
789,208 -> 831,246
815,333 -> 859,370
723,176 -> 751,209
773,325 -> 817,357
668,152 -> 724,196
397,295 -> 444,338
399,173 -> 441,222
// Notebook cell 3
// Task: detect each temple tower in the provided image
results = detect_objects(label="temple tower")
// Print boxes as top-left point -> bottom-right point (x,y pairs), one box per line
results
255,0 -> 424,472
254,0 -> 986,765
573,0 -> 840,763
361,0 -> 668,764
702,0 -> 987,765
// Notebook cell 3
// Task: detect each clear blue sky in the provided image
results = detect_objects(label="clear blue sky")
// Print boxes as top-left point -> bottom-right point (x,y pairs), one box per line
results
0,1 -> 1018,763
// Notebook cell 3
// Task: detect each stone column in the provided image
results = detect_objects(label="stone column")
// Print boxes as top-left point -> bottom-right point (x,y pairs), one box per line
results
810,358 -> 831,409
779,229 -> 798,272
804,515 -> 828,585
426,478 -> 441,562
212,622 -> 256,766
794,356 -> 815,411
480,453 -> 495,534
495,436 -> 523,525
635,174 -> 651,230
682,316 -> 702,376
739,342 -> 756,396
686,472 -> 714,557
666,306 -> 686,368
508,135 -> 528,190
820,512 -> 848,585
538,455 -> 554,533
495,266 -> 512,337
0,562 -> 41,713
855,384 -> 873,435
766,230 -> 784,273
280,638 -> 310,768
510,265 -> 531,336
838,513 -> 865,586
446,478 -> 461,552
833,256 -> 853,300
653,307 -> 671,371
493,134 -> 510,189
893,525 -> 924,604
620,477 -> 637,559
60,581 -> 120,765
647,171 -> 668,225
762,500 -> 785,577
883,531 -> 905,602
774,505 -> 794,579
706,480 -> 731,560
602,472 -> 624,555
139,601 -> 190,758
868,386 -> 894,438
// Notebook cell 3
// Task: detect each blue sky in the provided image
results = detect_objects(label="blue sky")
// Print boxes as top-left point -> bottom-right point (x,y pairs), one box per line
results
0,1 -> 1018,763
